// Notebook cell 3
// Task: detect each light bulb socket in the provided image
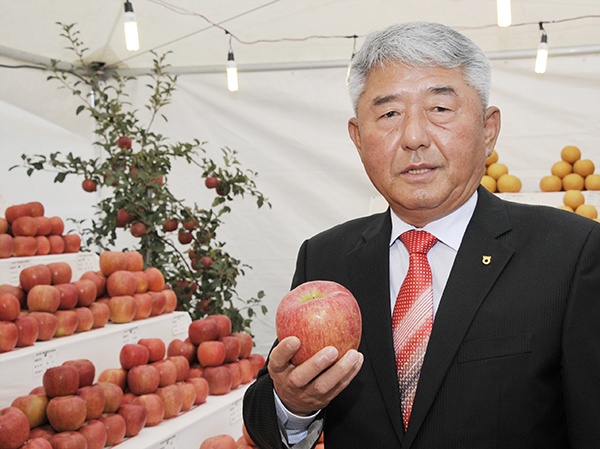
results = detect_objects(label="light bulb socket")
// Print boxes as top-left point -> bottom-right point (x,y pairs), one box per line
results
227,51 -> 235,62
540,33 -> 548,45
124,1 -> 134,13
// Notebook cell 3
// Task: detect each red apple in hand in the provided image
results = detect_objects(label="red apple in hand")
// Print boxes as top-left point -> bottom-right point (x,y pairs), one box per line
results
275,280 -> 362,366
0,406 -> 31,449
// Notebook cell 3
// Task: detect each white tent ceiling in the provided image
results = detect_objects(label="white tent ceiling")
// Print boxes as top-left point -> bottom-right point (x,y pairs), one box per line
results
1,0 -> 599,74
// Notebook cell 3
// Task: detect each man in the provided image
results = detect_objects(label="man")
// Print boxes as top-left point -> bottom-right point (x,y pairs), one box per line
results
243,21 -> 600,449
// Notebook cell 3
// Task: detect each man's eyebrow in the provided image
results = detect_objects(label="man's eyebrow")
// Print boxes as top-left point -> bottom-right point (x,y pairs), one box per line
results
429,86 -> 457,96
371,94 -> 399,107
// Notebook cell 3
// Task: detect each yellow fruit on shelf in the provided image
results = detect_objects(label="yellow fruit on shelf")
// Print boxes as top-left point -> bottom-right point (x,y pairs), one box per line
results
551,160 -> 573,179
575,204 -> 598,220
486,163 -> 509,180
496,174 -> 522,193
480,175 -> 497,193
485,150 -> 499,166
561,145 -> 582,164
584,174 -> 600,191
539,175 -> 563,192
563,190 -> 585,210
562,173 -> 585,191
573,159 -> 595,178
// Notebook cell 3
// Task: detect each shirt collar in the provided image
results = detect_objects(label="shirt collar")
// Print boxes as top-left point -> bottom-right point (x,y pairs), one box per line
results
389,190 -> 478,251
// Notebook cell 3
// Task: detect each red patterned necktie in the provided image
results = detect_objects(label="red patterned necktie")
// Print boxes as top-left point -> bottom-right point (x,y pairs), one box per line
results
392,230 -> 438,430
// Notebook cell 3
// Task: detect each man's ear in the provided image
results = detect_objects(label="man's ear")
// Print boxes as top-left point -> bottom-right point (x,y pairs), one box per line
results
483,106 -> 501,157
348,117 -> 362,155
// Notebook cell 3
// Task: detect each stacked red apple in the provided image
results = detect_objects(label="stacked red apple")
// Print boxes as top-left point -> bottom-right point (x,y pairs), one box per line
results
170,314 -> 266,397
0,250 -> 176,354
94,250 -> 177,324
0,201 -> 81,259
2,357 -> 136,449
0,261 -> 107,353
95,337 -> 209,431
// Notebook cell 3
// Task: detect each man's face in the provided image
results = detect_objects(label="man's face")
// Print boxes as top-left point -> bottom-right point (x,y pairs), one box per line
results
348,62 -> 500,227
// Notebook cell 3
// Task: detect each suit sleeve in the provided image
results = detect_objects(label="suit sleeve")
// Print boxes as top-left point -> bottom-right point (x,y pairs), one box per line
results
243,240 -> 324,449
561,224 -> 600,447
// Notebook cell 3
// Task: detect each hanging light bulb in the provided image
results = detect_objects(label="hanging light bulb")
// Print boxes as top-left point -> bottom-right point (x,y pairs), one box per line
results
123,1 -> 139,51
535,23 -> 548,74
497,0 -> 512,27
226,33 -> 238,92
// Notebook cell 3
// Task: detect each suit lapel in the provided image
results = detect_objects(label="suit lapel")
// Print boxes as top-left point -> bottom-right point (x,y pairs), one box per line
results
402,188 -> 515,447
345,211 -> 406,444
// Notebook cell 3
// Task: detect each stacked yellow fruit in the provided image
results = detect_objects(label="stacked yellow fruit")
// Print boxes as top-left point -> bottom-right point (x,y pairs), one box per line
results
540,145 -> 600,192
559,189 -> 599,221
481,150 -> 522,193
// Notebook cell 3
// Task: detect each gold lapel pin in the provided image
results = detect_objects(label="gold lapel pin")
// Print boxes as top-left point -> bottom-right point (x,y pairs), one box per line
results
482,255 -> 491,265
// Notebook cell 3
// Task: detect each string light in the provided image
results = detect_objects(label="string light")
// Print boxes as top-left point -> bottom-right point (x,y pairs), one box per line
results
123,1 -> 140,51
497,0 -> 512,27
226,32 -> 238,92
535,22 -> 548,74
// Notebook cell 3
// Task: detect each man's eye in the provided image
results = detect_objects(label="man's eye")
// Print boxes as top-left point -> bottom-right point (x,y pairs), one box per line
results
382,111 -> 398,118
433,106 -> 450,112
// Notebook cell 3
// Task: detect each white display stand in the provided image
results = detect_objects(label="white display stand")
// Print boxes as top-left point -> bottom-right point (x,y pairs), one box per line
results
0,252 -> 248,447
0,312 -> 192,408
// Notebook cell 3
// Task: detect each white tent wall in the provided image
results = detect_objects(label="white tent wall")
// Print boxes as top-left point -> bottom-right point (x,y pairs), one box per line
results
1,52 -> 599,355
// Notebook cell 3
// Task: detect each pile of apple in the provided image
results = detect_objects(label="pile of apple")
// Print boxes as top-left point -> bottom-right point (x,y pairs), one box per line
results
0,328 -> 265,449
0,343 -> 199,449
169,314 -> 266,396
0,201 -> 81,259
0,250 -> 177,354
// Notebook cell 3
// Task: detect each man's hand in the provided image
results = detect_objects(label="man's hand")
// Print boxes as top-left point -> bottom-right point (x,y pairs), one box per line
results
268,336 -> 364,416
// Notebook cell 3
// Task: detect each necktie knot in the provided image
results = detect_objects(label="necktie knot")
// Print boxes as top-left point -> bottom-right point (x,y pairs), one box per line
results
399,230 -> 437,255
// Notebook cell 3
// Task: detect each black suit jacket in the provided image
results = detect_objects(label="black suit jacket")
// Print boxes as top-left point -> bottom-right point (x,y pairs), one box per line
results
243,187 -> 600,449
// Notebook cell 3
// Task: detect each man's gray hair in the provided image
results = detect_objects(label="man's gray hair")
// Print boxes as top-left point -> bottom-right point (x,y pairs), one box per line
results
347,22 -> 491,114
